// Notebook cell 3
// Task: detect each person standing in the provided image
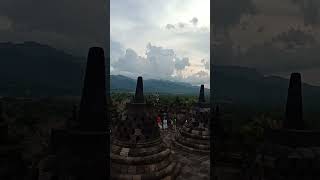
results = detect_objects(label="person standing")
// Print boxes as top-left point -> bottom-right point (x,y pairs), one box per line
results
163,116 -> 168,131
173,116 -> 177,131
156,115 -> 162,129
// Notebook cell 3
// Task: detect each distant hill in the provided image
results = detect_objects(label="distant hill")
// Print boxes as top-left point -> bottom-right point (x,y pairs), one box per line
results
1,41 -> 320,112
212,66 -> 320,112
110,75 -> 209,95
0,41 -> 85,96
0,42 -> 207,96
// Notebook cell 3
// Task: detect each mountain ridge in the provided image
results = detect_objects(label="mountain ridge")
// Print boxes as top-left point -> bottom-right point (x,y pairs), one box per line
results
1,41 -> 320,111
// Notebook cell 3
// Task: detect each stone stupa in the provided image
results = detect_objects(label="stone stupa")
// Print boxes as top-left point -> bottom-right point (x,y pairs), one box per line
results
111,76 -> 181,180
44,47 -> 109,180
173,85 -> 210,154
255,73 -> 320,180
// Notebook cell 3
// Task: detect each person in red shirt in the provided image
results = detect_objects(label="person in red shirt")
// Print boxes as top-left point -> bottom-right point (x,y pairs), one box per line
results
156,116 -> 162,129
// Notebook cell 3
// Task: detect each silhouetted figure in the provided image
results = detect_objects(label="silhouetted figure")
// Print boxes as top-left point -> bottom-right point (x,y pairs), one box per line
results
78,47 -> 107,132
284,73 -> 304,130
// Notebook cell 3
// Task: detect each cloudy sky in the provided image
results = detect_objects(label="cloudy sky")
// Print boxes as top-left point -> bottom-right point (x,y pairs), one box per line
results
2,0 -> 320,87
0,0 -> 107,56
221,0 -> 320,86
110,0 -> 210,87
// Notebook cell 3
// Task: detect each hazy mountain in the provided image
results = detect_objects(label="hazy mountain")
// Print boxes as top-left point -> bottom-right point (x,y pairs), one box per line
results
0,42 -> 86,97
110,75 -> 208,95
212,65 -> 320,112
1,41 -> 320,112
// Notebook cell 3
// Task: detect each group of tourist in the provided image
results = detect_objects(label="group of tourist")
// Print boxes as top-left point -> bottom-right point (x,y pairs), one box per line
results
156,113 -> 177,131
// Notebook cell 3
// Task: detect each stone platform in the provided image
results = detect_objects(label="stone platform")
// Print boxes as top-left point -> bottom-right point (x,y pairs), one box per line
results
162,129 -> 210,180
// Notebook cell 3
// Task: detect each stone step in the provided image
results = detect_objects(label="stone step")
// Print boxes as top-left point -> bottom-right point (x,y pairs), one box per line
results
173,140 -> 209,155
111,148 -> 171,165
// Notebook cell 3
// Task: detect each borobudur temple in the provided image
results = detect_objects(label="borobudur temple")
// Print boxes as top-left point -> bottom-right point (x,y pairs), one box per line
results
111,76 -> 181,180
173,85 -> 210,154
255,73 -> 320,180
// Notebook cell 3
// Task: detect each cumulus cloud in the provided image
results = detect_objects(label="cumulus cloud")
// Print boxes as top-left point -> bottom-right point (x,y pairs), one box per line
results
178,22 -> 186,28
110,40 -> 125,64
166,24 -> 175,29
190,17 -> 199,26
111,42 -> 209,85
175,57 -> 190,70
201,59 -> 210,70
113,43 -> 177,79
111,0 -> 210,86
184,70 -> 210,86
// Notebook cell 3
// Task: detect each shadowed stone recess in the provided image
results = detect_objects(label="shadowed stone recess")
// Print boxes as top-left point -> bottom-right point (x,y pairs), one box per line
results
111,77 -> 181,180
174,85 -> 210,155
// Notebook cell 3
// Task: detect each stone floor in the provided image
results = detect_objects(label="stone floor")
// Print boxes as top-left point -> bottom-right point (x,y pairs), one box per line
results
161,128 -> 210,180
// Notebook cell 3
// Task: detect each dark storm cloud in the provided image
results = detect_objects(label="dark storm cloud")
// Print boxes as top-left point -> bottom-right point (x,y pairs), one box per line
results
0,0 -> 108,56
290,0 -> 320,25
213,0 -> 256,28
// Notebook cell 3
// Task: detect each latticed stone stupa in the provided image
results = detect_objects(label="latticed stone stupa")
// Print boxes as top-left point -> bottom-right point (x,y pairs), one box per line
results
43,47 -> 109,180
255,73 -> 320,180
173,85 -> 210,154
111,76 -> 181,180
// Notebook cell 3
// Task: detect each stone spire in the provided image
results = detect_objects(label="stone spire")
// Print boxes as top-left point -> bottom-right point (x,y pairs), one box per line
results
199,84 -> 205,103
174,84 -> 210,154
284,73 -> 303,130
111,76 -> 180,179
78,47 -> 107,132
134,76 -> 144,103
